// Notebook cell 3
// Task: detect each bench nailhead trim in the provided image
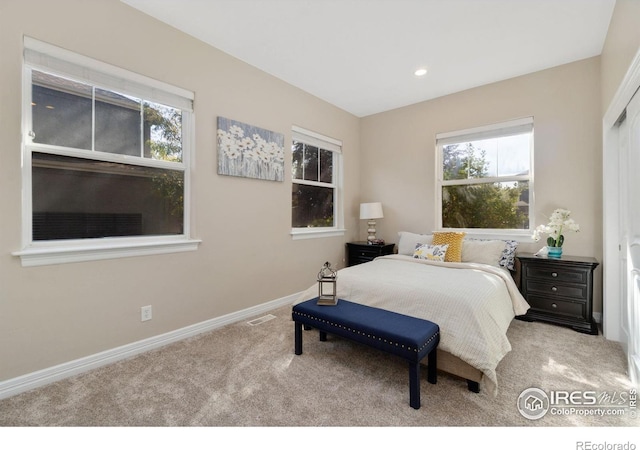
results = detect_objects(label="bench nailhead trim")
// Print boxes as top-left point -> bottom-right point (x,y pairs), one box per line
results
292,311 -> 439,353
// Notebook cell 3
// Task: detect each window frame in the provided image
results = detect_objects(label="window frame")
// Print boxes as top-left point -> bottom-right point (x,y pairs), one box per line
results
435,117 -> 535,240
13,37 -> 200,266
290,125 -> 345,240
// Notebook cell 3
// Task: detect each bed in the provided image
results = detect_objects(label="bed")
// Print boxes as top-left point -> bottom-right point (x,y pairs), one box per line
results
294,232 -> 530,394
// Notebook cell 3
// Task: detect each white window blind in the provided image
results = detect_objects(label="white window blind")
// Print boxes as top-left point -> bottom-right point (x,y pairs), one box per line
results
24,37 -> 193,112
292,125 -> 342,153
436,117 -> 533,146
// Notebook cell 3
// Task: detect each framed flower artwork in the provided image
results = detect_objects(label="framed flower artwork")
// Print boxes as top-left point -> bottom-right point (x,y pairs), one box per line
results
217,117 -> 284,182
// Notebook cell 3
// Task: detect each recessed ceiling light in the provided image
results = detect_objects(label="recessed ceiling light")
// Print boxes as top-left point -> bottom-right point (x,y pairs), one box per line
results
414,68 -> 428,77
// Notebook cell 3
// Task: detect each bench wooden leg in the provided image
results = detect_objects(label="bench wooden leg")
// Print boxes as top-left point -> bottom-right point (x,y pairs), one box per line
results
409,361 -> 420,409
427,349 -> 437,384
294,321 -> 303,355
319,330 -> 327,341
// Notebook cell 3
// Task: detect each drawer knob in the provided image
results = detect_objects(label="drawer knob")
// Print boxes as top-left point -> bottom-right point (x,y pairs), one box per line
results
551,272 -> 558,278
551,286 -> 558,292
551,303 -> 557,309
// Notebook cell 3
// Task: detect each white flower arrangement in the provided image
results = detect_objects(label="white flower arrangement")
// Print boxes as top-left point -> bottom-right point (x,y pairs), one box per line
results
532,208 -> 580,248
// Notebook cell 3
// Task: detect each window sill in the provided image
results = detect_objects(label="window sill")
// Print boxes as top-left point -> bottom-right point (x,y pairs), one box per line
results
12,237 -> 201,267
291,228 -> 346,240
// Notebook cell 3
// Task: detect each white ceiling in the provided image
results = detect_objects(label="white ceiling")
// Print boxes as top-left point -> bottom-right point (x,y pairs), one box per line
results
121,0 -> 616,117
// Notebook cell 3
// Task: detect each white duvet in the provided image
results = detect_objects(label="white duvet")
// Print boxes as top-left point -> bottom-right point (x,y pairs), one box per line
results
294,255 -> 530,393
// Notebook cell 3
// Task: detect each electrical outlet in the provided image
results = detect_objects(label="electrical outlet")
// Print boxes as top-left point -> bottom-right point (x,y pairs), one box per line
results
141,305 -> 152,322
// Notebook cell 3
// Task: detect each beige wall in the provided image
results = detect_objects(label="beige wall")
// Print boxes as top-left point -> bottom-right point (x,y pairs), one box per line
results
0,0 -> 360,380
601,0 -> 640,112
360,57 -> 604,312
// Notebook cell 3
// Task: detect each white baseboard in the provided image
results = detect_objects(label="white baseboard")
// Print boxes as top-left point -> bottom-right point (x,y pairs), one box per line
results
0,293 -> 299,400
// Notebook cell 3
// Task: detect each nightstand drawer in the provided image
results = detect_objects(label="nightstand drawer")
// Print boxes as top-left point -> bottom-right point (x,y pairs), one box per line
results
526,295 -> 586,321
346,242 -> 395,266
353,247 -> 383,259
524,265 -> 587,284
525,280 -> 587,300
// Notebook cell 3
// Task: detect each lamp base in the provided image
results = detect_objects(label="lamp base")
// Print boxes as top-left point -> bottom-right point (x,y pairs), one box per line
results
367,219 -> 377,243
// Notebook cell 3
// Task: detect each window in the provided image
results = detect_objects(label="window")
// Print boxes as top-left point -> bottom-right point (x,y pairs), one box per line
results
436,117 -> 533,235
15,38 -> 199,266
291,126 -> 344,239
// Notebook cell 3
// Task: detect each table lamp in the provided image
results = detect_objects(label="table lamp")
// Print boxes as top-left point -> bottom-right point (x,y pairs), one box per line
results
360,202 -> 384,244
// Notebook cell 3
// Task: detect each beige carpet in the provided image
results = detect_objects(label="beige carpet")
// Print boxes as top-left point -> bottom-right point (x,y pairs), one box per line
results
0,305 -> 637,427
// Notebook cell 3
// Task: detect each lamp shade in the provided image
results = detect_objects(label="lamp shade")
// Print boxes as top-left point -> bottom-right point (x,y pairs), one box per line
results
360,202 -> 384,220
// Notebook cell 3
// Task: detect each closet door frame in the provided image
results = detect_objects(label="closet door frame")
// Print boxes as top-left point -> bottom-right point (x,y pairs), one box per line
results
603,47 -> 640,386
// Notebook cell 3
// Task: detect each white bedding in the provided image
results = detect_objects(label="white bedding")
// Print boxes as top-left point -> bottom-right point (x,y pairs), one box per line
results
294,254 -> 530,393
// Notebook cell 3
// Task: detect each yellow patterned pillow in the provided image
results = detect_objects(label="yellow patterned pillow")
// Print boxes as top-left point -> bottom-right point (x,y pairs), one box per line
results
432,232 -> 466,262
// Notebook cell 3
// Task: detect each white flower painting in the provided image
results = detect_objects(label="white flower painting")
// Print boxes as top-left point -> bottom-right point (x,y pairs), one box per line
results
217,117 -> 284,182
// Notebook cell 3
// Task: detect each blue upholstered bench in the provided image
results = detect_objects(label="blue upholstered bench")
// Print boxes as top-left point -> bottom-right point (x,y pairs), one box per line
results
292,298 -> 440,409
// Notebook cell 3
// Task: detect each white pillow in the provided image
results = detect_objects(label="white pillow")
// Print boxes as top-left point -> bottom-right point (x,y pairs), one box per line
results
398,231 -> 433,256
413,243 -> 448,262
461,239 -> 507,267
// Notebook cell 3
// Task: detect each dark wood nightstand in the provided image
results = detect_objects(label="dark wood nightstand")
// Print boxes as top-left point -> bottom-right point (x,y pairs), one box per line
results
346,241 -> 395,266
516,253 -> 599,334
